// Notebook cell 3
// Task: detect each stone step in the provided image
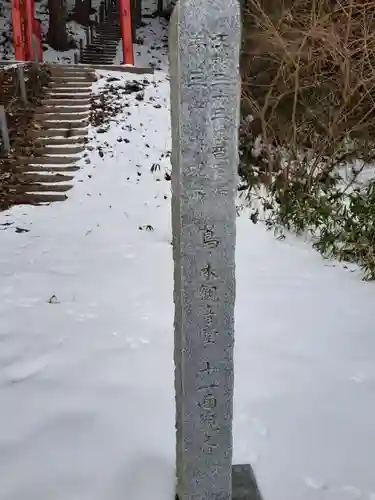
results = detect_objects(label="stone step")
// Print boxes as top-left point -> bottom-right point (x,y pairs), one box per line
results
49,65 -> 93,74
38,102 -> 89,108
52,63 -> 139,72
49,75 -> 94,82
46,92 -> 91,100
48,88 -> 91,94
97,18 -> 120,23
94,37 -> 120,41
14,183 -> 73,193
36,136 -> 86,145
95,24 -> 120,29
84,46 -> 118,53
30,127 -> 87,137
42,98 -> 90,106
93,37 -> 120,43
88,36 -> 119,42
86,41 -> 117,45
87,46 -> 118,53
20,172 -> 75,184
49,67 -> 90,74
81,58 -> 114,64
38,116 -> 90,125
49,70 -> 93,79
81,55 -> 114,62
84,46 -> 117,51
49,72 -> 96,82
34,144 -> 85,155
81,62 -> 113,67
93,33 -> 120,38
85,54 -> 116,60
97,17 -> 119,22
14,164 -> 80,173
94,29 -> 120,33
39,120 -> 89,129
80,60 -> 114,65
96,22 -> 120,26
36,109 -> 90,119
72,64 -> 154,74
38,107 -> 90,114
96,25 -> 118,29
48,89 -> 92,96
54,72 -> 92,79
48,81 -> 92,90
95,26 -> 121,32
51,63 -> 100,69
82,49 -> 116,55
92,32 -> 120,37
96,26 -> 119,29
12,156 -> 81,165
83,50 -> 117,57
81,55 -> 116,62
92,37 -> 120,43
81,54 -> 116,61
7,193 -> 69,205
45,93 -> 90,100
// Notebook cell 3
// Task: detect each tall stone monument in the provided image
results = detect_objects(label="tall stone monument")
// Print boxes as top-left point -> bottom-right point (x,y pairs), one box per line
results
169,0 -> 263,499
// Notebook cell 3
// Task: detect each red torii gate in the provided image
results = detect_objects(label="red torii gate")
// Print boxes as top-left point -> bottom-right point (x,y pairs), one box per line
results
11,0 -> 43,62
12,0 -> 133,65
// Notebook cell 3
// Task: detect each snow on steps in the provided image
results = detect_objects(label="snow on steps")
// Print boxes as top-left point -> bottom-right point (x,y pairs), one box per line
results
79,3 -> 121,65
9,65 -> 94,206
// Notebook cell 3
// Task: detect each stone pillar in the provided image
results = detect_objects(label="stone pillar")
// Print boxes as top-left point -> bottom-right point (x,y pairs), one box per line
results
171,0 -> 237,498
169,0 -> 264,498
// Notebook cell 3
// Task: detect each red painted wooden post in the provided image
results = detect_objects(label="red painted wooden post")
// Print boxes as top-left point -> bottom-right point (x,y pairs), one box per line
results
23,0 -> 34,60
119,0 -> 134,65
12,0 -> 25,60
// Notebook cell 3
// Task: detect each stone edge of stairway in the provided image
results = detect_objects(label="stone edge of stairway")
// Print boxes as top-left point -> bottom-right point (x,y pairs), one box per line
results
49,63 -> 154,75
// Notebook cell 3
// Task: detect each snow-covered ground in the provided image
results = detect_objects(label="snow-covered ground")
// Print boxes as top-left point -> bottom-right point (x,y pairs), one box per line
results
1,6 -> 375,500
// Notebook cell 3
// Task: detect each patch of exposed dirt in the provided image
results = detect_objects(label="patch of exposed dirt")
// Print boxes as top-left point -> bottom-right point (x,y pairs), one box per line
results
90,74 -> 150,129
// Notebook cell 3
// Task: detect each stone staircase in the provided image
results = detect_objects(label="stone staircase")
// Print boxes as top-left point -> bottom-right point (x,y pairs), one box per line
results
8,64 -> 95,205
80,7 -> 121,65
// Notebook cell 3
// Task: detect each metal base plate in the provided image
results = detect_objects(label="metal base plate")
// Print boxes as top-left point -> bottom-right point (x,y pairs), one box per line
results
175,464 -> 263,500
232,464 -> 263,500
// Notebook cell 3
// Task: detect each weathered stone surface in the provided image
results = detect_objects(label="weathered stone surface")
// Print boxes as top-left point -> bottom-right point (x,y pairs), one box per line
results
169,0 -> 241,498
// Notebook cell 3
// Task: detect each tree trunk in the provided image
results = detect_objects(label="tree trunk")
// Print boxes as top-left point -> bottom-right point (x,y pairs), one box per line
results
71,0 -> 91,26
47,0 -> 70,50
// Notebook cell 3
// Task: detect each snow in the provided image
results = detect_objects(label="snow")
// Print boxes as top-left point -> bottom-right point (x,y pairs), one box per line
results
1,4 -> 375,500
